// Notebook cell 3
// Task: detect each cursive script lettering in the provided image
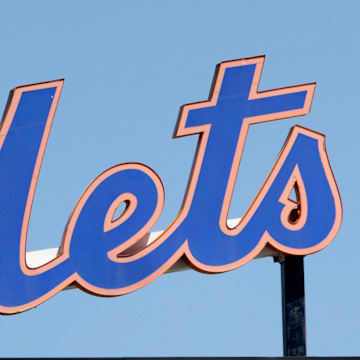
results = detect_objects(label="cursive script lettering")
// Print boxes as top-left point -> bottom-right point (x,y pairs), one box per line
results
0,56 -> 342,314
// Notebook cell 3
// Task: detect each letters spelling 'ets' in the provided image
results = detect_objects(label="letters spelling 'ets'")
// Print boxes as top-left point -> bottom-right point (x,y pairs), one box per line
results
0,56 -> 342,314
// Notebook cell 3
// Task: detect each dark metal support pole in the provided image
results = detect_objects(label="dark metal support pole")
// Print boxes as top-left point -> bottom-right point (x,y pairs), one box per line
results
278,255 -> 307,356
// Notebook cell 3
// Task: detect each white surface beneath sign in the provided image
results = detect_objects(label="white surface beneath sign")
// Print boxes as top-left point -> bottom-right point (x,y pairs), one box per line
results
25,218 -> 278,287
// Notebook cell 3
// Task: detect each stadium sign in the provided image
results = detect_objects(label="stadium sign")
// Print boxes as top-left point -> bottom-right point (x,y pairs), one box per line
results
0,56 -> 341,314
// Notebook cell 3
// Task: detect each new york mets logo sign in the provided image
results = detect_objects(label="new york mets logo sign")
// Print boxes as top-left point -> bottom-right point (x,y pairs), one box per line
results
0,56 -> 342,314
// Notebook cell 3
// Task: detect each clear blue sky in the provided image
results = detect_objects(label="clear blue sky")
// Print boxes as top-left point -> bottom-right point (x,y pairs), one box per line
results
0,0 -> 358,357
